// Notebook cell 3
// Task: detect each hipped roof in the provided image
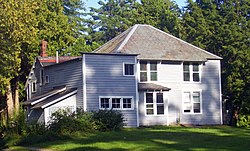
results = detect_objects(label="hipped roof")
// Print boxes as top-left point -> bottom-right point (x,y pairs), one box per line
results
94,24 -> 222,61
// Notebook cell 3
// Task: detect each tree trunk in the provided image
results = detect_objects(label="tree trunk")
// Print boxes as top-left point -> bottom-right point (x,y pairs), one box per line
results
6,82 -> 14,119
14,83 -> 19,114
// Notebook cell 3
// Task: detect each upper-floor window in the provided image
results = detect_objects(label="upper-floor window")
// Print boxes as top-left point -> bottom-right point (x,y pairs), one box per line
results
145,92 -> 164,115
140,61 -> 158,82
40,69 -> 45,85
31,81 -> 36,93
183,91 -> 202,114
183,62 -> 200,82
124,63 -> 134,76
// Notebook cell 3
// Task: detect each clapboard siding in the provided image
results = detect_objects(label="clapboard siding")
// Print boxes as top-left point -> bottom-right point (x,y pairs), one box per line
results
85,54 -> 137,127
41,59 -> 83,108
139,59 -> 222,125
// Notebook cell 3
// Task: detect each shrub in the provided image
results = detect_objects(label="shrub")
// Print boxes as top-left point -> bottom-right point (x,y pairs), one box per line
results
237,114 -> 250,128
48,109 -> 97,135
92,110 -> 124,131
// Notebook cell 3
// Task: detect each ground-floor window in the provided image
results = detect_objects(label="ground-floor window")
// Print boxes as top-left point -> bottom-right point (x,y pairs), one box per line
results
99,96 -> 134,110
145,92 -> 165,115
183,91 -> 202,114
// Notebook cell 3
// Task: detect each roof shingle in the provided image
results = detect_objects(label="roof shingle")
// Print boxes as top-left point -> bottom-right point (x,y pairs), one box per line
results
94,24 -> 222,61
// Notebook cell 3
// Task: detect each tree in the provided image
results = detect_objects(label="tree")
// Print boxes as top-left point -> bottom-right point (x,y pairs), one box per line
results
181,0 -> 250,125
89,0 -> 139,43
0,0 -> 77,122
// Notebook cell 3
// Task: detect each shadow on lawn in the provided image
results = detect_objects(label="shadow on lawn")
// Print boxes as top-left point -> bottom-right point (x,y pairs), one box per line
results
36,126 -> 250,151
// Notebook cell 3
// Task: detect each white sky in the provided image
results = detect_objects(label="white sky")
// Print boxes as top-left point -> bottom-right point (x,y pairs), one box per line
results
85,0 -> 188,9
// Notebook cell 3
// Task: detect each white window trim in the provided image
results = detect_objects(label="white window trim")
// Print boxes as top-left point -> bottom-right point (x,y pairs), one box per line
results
31,81 -> 37,93
123,62 -> 135,76
144,92 -> 166,116
99,96 -> 134,110
182,62 -> 202,83
182,90 -> 202,114
139,61 -> 158,82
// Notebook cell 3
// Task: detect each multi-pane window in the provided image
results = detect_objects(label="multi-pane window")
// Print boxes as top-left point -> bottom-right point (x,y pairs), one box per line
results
112,98 -> 121,108
150,62 -> 157,81
100,98 -> 110,109
146,93 -> 154,115
156,93 -> 164,115
145,92 -> 165,115
124,64 -> 134,76
140,61 -> 147,82
183,91 -> 201,114
123,98 -> 132,108
183,62 -> 200,82
140,61 -> 158,82
99,97 -> 133,110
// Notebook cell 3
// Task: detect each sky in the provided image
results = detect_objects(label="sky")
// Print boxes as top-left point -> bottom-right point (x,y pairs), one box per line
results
85,0 -> 187,9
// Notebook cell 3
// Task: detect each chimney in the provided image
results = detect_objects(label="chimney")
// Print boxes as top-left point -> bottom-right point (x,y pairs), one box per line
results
40,40 -> 48,57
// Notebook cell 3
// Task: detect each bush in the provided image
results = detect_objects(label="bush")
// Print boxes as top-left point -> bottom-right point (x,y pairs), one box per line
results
48,109 -> 97,135
237,114 -> 250,128
92,110 -> 124,131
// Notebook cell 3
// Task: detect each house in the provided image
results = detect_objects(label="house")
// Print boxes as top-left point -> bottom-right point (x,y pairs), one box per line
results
24,24 -> 223,127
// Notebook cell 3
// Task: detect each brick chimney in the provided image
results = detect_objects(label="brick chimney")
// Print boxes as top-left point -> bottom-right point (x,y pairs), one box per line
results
40,40 -> 48,57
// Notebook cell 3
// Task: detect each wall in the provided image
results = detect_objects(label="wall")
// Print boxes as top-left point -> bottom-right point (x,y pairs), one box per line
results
138,60 -> 222,125
84,54 -> 138,127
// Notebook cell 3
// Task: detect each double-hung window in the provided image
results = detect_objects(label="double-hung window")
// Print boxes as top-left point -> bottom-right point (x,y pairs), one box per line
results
183,91 -> 201,114
124,63 -> 134,76
99,97 -> 133,110
145,92 -> 164,115
183,62 -> 200,82
140,61 -> 158,82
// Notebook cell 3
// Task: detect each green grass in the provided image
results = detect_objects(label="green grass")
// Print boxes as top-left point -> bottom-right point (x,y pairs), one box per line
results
11,126 -> 250,151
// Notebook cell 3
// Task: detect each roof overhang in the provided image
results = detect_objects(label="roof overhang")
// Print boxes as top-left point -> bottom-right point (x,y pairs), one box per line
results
138,83 -> 171,91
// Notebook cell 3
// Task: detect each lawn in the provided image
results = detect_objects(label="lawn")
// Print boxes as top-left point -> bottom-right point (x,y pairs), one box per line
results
9,126 -> 250,151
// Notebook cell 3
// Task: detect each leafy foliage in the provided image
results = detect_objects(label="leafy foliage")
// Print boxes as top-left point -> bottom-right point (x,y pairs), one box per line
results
92,109 -> 125,131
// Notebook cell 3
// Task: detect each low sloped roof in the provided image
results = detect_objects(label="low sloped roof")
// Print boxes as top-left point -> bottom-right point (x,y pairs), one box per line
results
94,24 -> 222,61
38,56 -> 81,67
138,83 -> 170,91
31,88 -> 77,109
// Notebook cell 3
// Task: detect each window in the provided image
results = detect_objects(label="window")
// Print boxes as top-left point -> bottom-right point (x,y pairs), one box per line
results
124,64 -> 134,76
140,61 -> 158,82
140,61 -> 147,82
112,98 -> 121,108
45,75 -> 49,84
145,92 -> 165,115
183,91 -> 201,114
123,98 -> 132,108
100,98 -> 110,109
31,81 -> 36,93
150,62 -> 157,81
183,62 -> 200,82
40,69 -> 45,85
99,96 -> 133,110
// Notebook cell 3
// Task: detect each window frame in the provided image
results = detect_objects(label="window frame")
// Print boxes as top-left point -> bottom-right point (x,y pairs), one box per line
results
123,63 -> 135,76
182,90 -> 202,114
45,75 -> 49,84
183,62 -> 201,82
145,92 -> 165,116
140,61 -> 158,82
40,69 -> 45,85
31,81 -> 37,93
99,96 -> 134,110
